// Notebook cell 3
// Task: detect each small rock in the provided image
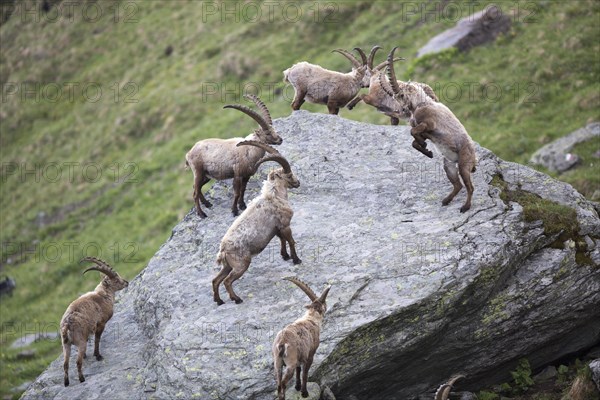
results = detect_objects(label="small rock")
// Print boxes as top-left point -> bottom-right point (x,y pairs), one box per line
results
590,359 -> 600,391
459,392 -> 478,400
533,365 -> 557,382
11,332 -> 59,349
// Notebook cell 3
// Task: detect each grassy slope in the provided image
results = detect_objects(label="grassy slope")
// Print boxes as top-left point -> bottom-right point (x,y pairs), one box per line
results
0,0 -> 598,397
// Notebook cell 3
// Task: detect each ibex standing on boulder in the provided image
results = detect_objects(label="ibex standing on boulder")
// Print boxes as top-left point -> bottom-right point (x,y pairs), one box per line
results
382,47 -> 478,212
283,47 -> 372,115
273,277 -> 331,400
60,257 -> 129,386
185,95 -> 282,218
213,143 -> 301,305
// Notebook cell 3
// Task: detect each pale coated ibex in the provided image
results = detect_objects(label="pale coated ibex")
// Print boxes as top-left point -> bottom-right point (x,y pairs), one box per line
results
283,47 -> 375,115
213,142 -> 301,305
383,47 -> 478,212
185,95 -> 282,218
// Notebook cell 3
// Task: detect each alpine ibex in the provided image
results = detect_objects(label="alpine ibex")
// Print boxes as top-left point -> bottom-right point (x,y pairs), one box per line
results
283,47 -> 375,115
347,47 -> 438,125
273,277 -> 331,400
213,142 -> 301,305
185,95 -> 282,217
383,47 -> 478,212
60,257 -> 128,386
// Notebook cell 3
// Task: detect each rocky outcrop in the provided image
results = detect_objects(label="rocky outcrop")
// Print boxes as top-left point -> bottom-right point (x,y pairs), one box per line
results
530,121 -> 600,173
22,111 -> 600,399
417,5 -> 512,57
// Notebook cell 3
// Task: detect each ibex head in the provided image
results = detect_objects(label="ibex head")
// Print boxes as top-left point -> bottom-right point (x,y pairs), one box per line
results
224,94 -> 282,145
237,141 -> 300,189
284,277 -> 331,315
81,257 -> 128,291
332,48 -> 370,87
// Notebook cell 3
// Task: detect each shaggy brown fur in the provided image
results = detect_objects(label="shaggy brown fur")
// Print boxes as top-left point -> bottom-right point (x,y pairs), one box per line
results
60,257 -> 128,386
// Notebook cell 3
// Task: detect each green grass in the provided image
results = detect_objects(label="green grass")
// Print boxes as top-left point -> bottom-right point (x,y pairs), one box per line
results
0,0 -> 599,397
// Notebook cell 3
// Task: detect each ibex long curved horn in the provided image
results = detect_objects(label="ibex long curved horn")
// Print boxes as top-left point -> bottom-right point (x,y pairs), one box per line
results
243,94 -> 272,126
373,57 -> 405,72
386,46 -> 402,95
367,45 -> 382,69
284,277 -> 317,302
378,69 -> 395,98
435,374 -> 466,400
80,257 -> 117,278
237,140 -> 291,173
332,49 -> 362,69
317,285 -> 331,303
224,104 -> 271,132
353,47 -> 368,65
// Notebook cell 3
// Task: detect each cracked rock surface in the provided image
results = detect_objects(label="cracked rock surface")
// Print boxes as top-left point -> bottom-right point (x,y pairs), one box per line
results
22,111 -> 600,399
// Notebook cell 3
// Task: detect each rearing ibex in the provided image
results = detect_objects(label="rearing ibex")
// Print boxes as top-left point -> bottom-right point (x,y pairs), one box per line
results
382,47 -> 478,213
213,142 -> 301,305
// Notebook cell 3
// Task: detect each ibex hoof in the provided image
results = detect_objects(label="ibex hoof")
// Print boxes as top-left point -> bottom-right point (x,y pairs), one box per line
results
215,299 -> 225,306
197,211 -> 208,219
203,201 -> 213,208
83,353 -> 87,359
441,199 -> 452,206
231,210 -> 239,217
64,378 -> 69,387
95,355 -> 104,361
424,150 -> 434,158
281,253 -> 291,261
460,204 -> 471,213
79,376 -> 85,383
293,258 -> 302,265
302,391 -> 309,398
234,298 -> 243,304
239,203 -> 247,210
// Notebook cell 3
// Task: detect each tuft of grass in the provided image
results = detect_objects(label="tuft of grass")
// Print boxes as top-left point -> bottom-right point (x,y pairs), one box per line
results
490,174 -> 579,233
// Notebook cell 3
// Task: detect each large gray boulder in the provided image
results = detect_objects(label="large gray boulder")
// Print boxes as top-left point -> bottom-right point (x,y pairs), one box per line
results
417,4 -> 512,57
530,121 -> 600,173
22,111 -> 600,400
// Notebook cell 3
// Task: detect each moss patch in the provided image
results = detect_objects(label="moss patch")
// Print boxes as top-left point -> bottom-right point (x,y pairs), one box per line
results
491,174 -> 593,266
